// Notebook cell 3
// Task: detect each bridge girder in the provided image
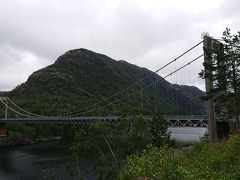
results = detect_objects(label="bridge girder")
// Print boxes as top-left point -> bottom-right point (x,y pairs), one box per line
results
0,115 -> 208,128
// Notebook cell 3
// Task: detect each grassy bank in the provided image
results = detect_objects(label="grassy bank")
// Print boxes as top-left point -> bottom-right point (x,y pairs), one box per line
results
119,134 -> 240,180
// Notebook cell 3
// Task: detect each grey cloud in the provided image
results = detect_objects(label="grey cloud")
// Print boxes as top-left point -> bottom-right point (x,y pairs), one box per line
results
0,44 -> 50,90
0,0 -> 239,91
0,0 -> 195,60
220,0 -> 240,18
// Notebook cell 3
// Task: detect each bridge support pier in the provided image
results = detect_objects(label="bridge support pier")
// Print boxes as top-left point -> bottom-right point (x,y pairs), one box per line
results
0,123 -> 6,136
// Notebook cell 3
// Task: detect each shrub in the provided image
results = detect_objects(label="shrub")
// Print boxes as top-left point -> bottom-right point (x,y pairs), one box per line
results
119,134 -> 240,180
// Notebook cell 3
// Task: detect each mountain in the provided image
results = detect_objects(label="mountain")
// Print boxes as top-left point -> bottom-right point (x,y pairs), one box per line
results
6,48 -> 206,116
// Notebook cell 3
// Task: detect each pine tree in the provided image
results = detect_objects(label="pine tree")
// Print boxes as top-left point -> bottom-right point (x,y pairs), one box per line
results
200,28 -> 240,131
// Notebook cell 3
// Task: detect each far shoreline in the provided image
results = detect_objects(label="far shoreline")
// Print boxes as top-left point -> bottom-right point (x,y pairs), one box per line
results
0,135 -> 62,148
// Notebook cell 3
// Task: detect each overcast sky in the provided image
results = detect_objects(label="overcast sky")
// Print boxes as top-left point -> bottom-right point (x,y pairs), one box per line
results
0,0 -> 240,92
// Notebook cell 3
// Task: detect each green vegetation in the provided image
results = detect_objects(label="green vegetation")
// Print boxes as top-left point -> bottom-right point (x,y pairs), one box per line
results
119,134 -> 240,180
150,113 -> 171,147
65,114 -> 172,180
6,123 -> 80,140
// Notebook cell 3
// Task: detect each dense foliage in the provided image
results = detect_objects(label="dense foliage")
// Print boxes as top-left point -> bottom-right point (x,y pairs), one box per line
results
119,134 -> 240,180
6,123 -> 81,140
66,114 -> 172,180
150,112 -> 171,147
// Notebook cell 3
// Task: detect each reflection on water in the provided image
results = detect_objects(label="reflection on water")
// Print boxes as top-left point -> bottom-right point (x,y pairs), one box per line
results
169,127 -> 207,142
0,127 -> 207,180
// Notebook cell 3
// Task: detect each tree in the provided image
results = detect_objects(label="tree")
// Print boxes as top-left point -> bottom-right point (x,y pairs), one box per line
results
66,129 -> 86,180
150,112 -> 170,147
200,28 -> 240,131
125,115 -> 152,154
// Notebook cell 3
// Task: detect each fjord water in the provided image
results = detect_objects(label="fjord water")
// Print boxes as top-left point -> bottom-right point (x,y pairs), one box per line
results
0,139 -> 97,180
0,127 -> 206,180
169,127 -> 207,142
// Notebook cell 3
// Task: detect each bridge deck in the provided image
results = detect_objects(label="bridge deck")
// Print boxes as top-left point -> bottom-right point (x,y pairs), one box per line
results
0,115 -> 208,127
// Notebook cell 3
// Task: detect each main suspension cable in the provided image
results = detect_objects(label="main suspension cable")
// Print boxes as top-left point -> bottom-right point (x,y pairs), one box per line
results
0,99 -> 33,118
7,97 -> 44,117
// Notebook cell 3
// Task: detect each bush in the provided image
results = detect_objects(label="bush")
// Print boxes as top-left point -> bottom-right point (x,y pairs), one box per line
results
119,144 -> 173,180
150,113 -> 170,147
119,134 -> 240,180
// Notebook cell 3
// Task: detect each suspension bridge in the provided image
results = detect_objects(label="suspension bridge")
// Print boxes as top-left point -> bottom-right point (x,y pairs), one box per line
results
0,35 -> 223,141
0,115 -> 208,126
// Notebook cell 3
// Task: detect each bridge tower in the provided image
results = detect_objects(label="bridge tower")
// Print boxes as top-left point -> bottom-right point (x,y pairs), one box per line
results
203,34 -> 216,142
0,97 -> 8,136
203,34 -> 226,142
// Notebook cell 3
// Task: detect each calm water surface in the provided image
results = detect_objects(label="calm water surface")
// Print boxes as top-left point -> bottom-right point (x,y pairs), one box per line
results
169,127 -> 207,142
0,127 -> 207,180
0,138 -> 96,180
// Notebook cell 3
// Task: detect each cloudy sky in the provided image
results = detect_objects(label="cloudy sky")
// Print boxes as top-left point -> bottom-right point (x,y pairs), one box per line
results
0,0 -> 239,91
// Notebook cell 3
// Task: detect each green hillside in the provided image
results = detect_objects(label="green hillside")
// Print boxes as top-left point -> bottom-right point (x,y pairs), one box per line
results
2,48 -> 205,117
